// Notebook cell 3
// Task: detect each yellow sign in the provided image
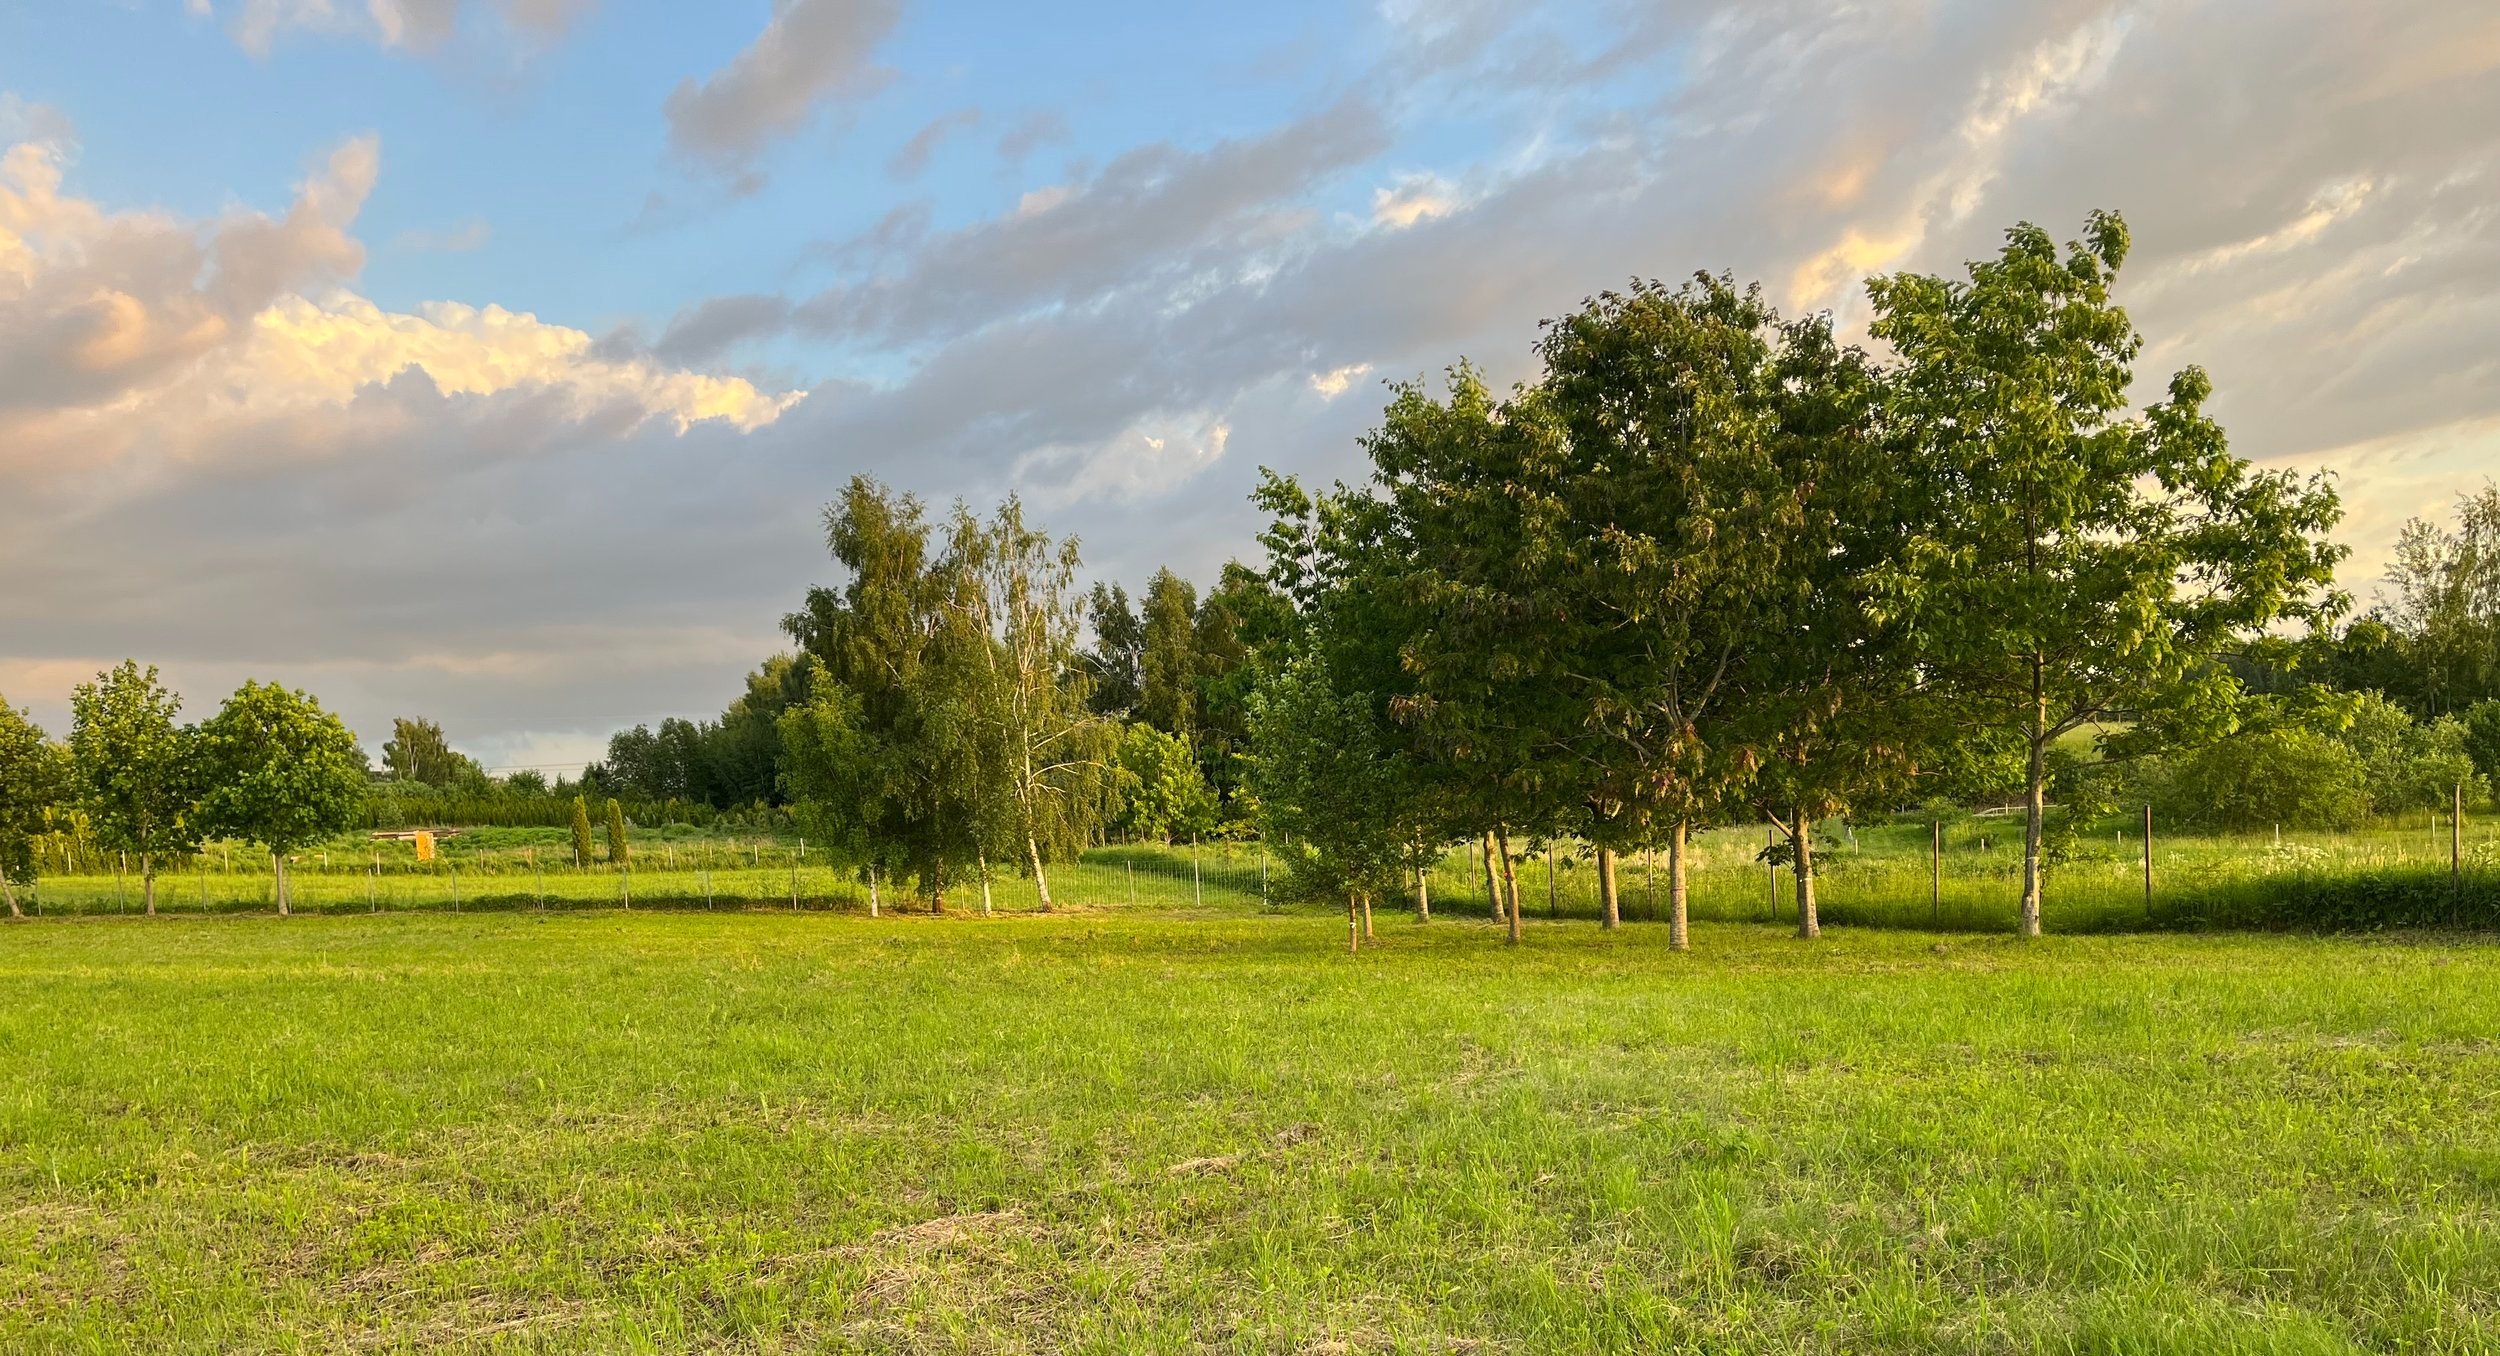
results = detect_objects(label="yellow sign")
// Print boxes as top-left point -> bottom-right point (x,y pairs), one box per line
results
414,831 -> 436,862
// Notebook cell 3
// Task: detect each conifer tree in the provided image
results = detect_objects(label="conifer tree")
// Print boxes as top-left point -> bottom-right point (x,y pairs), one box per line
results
570,796 -> 595,867
604,798 -> 629,865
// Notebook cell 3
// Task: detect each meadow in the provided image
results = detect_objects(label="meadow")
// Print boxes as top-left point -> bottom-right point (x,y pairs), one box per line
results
5,893 -> 2500,1351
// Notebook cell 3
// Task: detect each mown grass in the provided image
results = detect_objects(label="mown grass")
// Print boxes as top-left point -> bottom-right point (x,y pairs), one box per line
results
4,907 -> 2498,1352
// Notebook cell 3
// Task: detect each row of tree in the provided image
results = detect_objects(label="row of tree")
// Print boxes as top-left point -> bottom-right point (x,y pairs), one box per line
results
1244,211 -> 2346,943
0,664 -> 368,915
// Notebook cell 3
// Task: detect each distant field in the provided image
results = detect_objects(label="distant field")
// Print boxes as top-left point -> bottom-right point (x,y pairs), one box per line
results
20,816 -> 2499,934
3,911 -> 2496,1351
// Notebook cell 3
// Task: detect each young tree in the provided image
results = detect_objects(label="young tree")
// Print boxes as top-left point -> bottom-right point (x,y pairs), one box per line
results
1249,649 -> 1430,948
604,798 -> 630,865
569,795 -> 595,867
0,698 -> 71,919
193,681 -> 369,916
1869,212 -> 2345,936
68,661 -> 202,915
1114,724 -> 1218,843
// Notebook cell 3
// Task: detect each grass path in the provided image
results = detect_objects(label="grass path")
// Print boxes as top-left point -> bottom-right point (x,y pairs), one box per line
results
4,910 -> 2497,1352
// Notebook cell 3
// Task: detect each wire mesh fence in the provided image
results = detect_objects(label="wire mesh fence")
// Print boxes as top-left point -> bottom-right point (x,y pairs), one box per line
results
12,838 -> 1276,918
10,813 -> 2497,931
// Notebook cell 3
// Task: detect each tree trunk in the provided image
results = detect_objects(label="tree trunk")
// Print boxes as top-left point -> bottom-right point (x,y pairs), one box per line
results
143,853 -> 157,916
2020,662 -> 2048,938
978,853 -> 995,917
1,874 -> 19,919
1361,891 -> 1373,940
1480,831 -> 1504,923
1027,833 -> 1052,912
1792,811 -> 1818,939
1597,846 -> 1620,930
1668,819 -> 1690,952
869,866 -> 881,918
1495,825 -> 1523,947
1414,862 -> 1431,922
1348,892 -> 1360,953
274,853 -> 291,917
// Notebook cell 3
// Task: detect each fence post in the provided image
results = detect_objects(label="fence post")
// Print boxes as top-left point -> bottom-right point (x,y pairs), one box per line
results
1193,840 -> 1203,908
2455,781 -> 2465,883
451,859 -> 460,913
2142,804 -> 2154,920
1931,818 -> 1942,925
533,849 -> 542,910
370,853 -> 378,913
1765,826 -> 1776,921
1127,862 -> 1135,907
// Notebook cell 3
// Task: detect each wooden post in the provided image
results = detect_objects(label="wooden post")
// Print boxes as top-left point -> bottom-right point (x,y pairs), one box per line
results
1546,848 -> 1558,919
2455,781 -> 2465,882
1765,826 -> 1777,921
2142,804 -> 2154,919
1930,818 -> 1942,925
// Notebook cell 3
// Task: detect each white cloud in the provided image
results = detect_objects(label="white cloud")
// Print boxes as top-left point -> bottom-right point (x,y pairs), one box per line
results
1371,173 -> 1457,229
198,0 -> 596,55
0,119 -> 799,496
1308,363 -> 1372,398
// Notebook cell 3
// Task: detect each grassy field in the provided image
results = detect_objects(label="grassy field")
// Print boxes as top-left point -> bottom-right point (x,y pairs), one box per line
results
4,905 -> 2498,1352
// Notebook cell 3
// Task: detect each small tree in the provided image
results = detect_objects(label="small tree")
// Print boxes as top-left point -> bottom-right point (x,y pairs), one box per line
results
0,698 -> 71,919
569,796 -> 595,867
194,682 -> 369,916
604,798 -> 630,865
68,661 -> 203,915
1114,724 -> 1218,843
1249,649 -> 1426,946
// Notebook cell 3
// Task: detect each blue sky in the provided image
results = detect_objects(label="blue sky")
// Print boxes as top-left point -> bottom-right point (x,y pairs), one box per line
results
5,1 -> 2498,771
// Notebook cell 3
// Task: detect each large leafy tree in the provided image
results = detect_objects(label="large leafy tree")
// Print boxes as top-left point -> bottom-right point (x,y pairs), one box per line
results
1536,274 -> 1795,945
950,496 -> 1122,909
68,661 -> 202,916
381,717 -> 482,788
193,681 -> 370,916
1724,308 -> 1922,939
1361,367 -> 1584,945
1137,568 -> 1201,740
1082,583 -> 1146,717
0,697 -> 71,919
779,477 -> 989,909
1869,212 -> 2345,936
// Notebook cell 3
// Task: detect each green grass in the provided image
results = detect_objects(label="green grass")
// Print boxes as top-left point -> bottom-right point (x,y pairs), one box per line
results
5,906 -> 2499,1351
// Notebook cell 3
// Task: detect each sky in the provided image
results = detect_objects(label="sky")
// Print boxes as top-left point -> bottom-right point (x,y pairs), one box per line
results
3,1 -> 2497,775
